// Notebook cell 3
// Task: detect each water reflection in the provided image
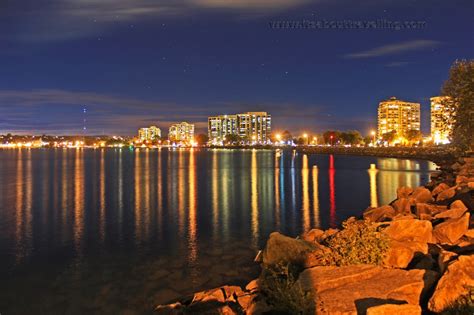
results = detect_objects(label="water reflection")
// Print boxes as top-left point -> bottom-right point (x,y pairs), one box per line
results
312,165 -> 320,228
368,164 -> 378,208
188,149 -> 198,263
251,150 -> 258,247
73,149 -> 84,257
1,149 -> 438,314
302,154 -> 310,231
328,154 -> 336,228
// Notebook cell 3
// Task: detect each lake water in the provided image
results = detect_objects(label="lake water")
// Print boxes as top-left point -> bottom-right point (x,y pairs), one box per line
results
0,148 -> 436,314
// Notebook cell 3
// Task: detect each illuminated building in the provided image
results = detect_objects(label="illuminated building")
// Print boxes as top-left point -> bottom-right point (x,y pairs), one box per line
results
138,126 -> 161,142
208,115 -> 238,143
168,122 -> 195,144
377,97 -> 420,140
208,112 -> 271,144
237,112 -> 272,143
431,96 -> 455,144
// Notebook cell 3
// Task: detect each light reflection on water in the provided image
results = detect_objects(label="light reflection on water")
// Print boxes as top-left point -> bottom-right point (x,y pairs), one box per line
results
0,148 -> 436,313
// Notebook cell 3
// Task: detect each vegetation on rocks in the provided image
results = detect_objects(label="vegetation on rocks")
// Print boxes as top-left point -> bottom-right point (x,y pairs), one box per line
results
260,263 -> 314,315
442,286 -> 474,315
322,218 -> 389,266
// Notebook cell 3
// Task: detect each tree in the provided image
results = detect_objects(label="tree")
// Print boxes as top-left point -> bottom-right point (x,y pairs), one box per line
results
340,130 -> 362,146
282,130 -> 292,142
381,130 -> 397,144
404,129 -> 422,145
442,59 -> 474,153
195,133 -> 209,145
323,131 -> 341,145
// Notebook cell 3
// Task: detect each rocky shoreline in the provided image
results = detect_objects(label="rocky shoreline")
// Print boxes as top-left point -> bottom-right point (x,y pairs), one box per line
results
155,157 -> 474,314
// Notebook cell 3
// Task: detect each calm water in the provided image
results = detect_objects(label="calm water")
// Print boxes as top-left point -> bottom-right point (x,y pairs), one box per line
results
0,148 -> 436,314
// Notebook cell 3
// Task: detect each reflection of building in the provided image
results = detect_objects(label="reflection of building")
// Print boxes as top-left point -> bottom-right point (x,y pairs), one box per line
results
138,126 -> 161,141
208,112 -> 272,144
169,122 -> 195,144
377,97 -> 420,139
431,96 -> 455,144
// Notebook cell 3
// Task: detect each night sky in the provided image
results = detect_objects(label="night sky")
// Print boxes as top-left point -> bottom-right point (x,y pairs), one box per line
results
1,0 -> 473,136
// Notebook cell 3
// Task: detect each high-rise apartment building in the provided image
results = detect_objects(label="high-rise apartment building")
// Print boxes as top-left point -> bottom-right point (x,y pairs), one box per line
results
138,126 -> 161,142
208,115 -> 238,143
168,122 -> 195,144
208,112 -> 271,144
431,96 -> 455,144
377,97 -> 420,139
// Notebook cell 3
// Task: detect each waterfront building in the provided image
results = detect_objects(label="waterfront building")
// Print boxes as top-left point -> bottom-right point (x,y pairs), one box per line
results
430,96 -> 455,144
237,112 -> 272,143
208,114 -> 238,143
138,126 -> 161,142
377,97 -> 420,141
168,122 -> 195,144
208,112 -> 271,144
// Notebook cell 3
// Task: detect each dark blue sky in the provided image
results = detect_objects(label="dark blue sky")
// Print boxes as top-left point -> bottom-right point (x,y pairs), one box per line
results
1,0 -> 473,136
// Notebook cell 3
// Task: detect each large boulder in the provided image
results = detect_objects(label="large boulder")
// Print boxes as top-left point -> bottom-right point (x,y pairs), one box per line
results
391,198 -> 411,214
301,228 -> 324,243
434,200 -> 468,220
383,219 -> 433,244
363,205 -> 396,222
428,255 -> 474,313
383,240 -> 425,269
432,183 -> 450,196
437,186 -> 457,201
382,219 -> 433,268
415,203 -> 447,217
397,186 -> 414,199
297,265 -> 436,314
262,232 -> 316,266
433,213 -> 470,244
410,187 -> 433,204
366,304 -> 421,315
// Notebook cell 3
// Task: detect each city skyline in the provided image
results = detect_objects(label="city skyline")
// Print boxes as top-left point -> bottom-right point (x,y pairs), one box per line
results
1,1 -> 472,135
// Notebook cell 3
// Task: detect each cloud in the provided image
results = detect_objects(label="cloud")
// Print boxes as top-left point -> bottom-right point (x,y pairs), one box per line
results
191,0 -> 310,10
5,0 -> 311,42
344,40 -> 440,59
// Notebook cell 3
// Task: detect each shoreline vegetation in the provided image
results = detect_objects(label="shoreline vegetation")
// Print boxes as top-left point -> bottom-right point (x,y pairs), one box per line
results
155,156 -> 474,314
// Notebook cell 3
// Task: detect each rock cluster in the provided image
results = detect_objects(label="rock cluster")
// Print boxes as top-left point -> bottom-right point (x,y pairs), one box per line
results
155,158 -> 474,314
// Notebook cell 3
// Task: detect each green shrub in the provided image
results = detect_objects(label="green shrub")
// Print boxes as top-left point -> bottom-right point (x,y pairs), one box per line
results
442,287 -> 474,315
323,218 -> 389,266
260,263 -> 314,314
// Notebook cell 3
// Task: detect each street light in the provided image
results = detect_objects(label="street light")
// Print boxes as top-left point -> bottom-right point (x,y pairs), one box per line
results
371,130 -> 376,146
303,133 -> 308,146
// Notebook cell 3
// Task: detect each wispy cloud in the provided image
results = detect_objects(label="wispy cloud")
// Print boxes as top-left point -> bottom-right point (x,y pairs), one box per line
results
5,0 -> 311,42
344,40 -> 440,59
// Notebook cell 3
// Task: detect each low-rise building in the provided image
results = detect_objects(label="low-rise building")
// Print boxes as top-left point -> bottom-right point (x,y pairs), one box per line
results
138,126 -> 161,142
168,122 -> 195,144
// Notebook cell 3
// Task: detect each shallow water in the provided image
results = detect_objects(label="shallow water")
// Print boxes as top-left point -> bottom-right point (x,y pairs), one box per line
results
0,148 -> 436,314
